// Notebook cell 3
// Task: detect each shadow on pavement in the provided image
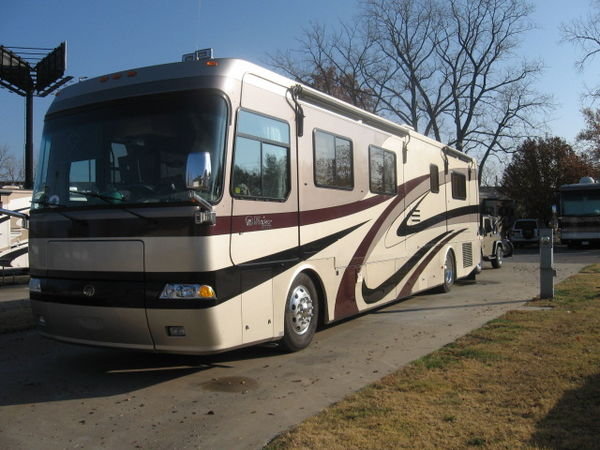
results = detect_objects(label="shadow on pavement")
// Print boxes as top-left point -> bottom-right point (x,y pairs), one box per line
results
0,333 -> 283,407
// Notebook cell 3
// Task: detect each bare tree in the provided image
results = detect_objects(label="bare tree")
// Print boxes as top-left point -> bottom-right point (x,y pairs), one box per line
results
562,1 -> 600,99
269,0 -> 551,185
562,1 -> 600,67
0,145 -> 22,185
575,107 -> 600,161
269,22 -> 380,113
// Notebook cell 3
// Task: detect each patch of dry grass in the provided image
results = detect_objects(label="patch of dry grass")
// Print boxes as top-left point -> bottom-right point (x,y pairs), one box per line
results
266,264 -> 600,449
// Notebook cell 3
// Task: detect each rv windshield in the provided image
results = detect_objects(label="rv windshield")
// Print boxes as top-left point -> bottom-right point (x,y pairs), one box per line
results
561,190 -> 600,216
33,91 -> 228,210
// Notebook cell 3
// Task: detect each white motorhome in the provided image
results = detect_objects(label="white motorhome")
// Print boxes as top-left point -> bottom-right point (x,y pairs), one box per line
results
0,188 -> 31,270
26,52 -> 480,354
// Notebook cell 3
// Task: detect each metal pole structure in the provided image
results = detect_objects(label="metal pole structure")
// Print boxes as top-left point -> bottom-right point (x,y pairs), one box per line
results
539,228 -> 555,299
24,90 -> 34,189
2,43 -> 70,189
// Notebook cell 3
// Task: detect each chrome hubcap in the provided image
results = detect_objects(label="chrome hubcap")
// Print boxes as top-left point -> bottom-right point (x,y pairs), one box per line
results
444,254 -> 454,285
287,285 -> 314,335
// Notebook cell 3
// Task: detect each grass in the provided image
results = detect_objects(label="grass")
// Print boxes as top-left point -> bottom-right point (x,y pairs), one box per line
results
266,264 -> 600,449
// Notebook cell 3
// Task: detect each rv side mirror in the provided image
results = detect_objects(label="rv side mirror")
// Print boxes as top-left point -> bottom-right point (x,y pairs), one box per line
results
186,152 -> 212,191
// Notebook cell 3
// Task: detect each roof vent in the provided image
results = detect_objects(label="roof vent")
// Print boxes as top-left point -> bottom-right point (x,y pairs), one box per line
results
579,176 -> 596,184
182,48 -> 214,62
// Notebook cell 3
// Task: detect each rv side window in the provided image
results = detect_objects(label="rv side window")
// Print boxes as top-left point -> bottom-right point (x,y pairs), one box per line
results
451,172 -> 467,200
369,145 -> 396,195
313,130 -> 354,190
232,110 -> 290,201
430,164 -> 439,194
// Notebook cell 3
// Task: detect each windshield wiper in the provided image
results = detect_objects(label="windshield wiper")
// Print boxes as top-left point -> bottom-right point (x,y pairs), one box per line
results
69,190 -> 157,224
31,198 -> 87,225
68,190 -> 122,204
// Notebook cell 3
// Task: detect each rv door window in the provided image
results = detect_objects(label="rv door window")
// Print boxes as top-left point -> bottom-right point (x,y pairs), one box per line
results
232,110 -> 290,201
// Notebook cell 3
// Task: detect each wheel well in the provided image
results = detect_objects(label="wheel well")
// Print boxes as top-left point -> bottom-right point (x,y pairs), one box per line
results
446,247 -> 456,264
301,269 -> 327,327
446,248 -> 456,281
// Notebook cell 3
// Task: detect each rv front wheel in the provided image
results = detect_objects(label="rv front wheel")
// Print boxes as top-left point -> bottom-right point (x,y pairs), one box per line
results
281,274 -> 319,352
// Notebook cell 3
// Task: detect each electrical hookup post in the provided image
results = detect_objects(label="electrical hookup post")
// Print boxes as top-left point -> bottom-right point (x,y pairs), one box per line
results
539,228 -> 556,299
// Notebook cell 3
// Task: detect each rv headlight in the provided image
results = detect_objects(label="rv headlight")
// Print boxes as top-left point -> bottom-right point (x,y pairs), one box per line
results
160,283 -> 216,300
29,277 -> 41,293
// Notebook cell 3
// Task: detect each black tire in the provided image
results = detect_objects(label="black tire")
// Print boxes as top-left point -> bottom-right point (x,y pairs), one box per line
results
280,274 -> 319,352
474,251 -> 483,275
438,250 -> 456,293
491,245 -> 503,269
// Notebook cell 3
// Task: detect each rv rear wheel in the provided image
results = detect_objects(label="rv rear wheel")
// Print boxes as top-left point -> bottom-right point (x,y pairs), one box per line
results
439,250 -> 456,293
281,274 -> 319,352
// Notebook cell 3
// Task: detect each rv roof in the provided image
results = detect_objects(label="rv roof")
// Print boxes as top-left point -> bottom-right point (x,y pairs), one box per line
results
560,182 -> 600,191
48,57 -> 471,162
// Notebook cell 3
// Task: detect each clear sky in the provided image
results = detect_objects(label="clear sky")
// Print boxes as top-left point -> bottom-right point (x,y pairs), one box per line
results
1,0 -> 599,171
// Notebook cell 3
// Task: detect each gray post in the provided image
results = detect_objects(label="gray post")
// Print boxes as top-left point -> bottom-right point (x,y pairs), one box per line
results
539,228 -> 555,299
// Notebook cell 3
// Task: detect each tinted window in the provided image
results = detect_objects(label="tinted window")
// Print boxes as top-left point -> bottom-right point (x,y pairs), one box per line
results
430,164 -> 439,193
369,145 -> 396,195
232,110 -> 290,201
237,110 -> 289,145
314,130 -> 353,189
451,172 -> 467,200
561,190 -> 600,216
34,91 -> 228,209
513,220 -> 537,230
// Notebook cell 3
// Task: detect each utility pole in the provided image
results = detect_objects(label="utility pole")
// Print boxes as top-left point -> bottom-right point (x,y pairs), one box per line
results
0,42 -> 72,189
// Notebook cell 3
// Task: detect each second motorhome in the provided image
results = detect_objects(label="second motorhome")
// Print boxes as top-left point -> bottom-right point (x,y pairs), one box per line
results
0,188 -> 31,270
25,51 -> 481,354
559,177 -> 600,247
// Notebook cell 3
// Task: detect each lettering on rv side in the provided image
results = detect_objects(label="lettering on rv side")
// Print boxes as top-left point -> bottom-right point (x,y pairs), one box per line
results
244,216 -> 273,229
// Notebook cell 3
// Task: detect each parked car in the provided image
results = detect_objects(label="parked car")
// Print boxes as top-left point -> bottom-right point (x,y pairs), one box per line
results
480,215 -> 513,268
509,218 -> 540,247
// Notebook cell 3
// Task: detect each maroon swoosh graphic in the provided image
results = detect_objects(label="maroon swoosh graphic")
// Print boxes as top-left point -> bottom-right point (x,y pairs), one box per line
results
204,194 -> 396,236
334,174 -> 429,320
300,195 -> 391,226
397,229 -> 466,298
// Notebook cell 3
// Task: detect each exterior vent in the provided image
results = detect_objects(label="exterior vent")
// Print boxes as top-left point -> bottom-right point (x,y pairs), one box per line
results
462,242 -> 473,268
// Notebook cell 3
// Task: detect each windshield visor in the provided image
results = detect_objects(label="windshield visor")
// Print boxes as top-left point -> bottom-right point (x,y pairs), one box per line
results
33,91 -> 228,209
